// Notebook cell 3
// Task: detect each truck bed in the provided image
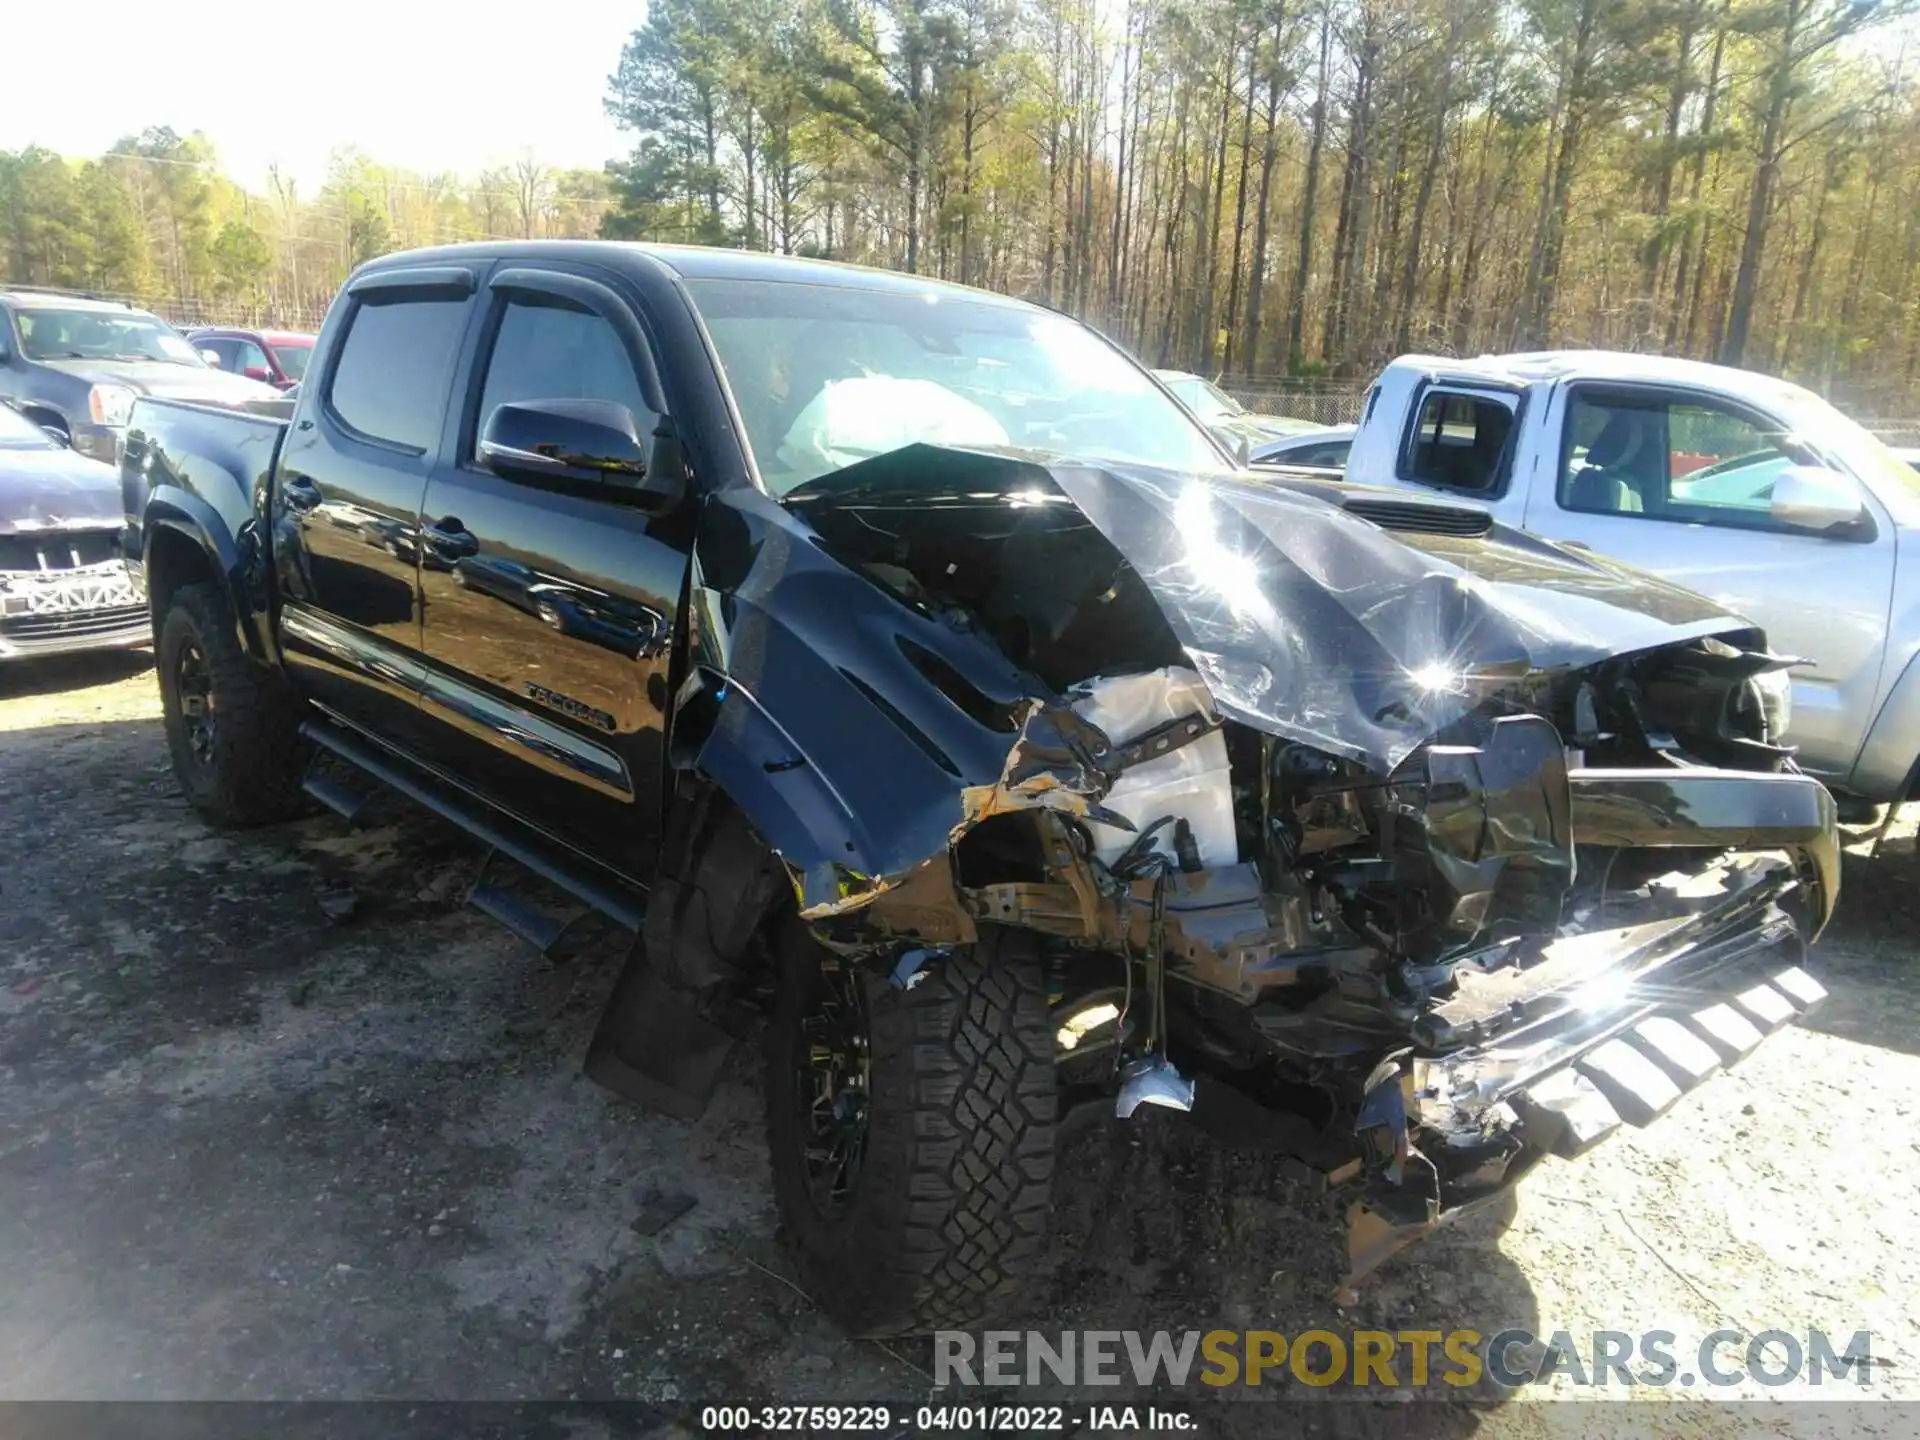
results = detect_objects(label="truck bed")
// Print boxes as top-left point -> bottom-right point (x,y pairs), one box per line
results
119,396 -> 292,652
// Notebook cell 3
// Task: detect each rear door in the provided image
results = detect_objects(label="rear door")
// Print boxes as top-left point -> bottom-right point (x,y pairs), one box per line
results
1522,383 -> 1896,777
415,264 -> 688,876
272,264 -> 479,743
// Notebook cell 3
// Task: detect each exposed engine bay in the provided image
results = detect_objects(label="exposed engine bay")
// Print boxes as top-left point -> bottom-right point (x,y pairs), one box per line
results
677,445 -> 1837,1283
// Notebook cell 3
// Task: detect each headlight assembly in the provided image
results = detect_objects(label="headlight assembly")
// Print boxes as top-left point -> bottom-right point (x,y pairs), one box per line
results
1749,667 -> 1793,742
87,384 -> 138,427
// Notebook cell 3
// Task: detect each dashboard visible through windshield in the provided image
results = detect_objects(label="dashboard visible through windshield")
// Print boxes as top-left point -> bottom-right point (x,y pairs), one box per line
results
16,308 -> 204,366
685,277 -> 1229,495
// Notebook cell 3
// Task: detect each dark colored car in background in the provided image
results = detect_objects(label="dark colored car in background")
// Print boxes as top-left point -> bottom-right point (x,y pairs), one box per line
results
1249,421 -> 1356,471
188,327 -> 317,390
0,289 -> 280,464
0,400 -> 147,661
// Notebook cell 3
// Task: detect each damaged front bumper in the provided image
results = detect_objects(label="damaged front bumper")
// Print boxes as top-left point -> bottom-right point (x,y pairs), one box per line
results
1344,767 -> 1836,1283
0,558 -> 148,660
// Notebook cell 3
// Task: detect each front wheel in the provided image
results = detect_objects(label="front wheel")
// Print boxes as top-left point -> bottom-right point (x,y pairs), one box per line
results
765,924 -> 1057,1335
157,582 -> 311,827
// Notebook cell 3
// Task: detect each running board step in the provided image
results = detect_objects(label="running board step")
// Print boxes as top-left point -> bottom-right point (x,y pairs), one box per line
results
469,876 -> 578,953
299,714 -> 647,934
466,847 -> 591,956
302,766 -> 373,824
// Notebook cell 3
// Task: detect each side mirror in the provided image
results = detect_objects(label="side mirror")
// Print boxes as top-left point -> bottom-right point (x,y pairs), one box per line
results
41,425 -> 70,448
1769,464 -> 1868,535
200,348 -> 223,367
243,364 -> 272,382
479,398 -> 685,511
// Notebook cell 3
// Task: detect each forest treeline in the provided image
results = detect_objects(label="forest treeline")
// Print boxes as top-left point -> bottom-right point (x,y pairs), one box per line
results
0,134 -> 613,329
5,0 -> 1919,402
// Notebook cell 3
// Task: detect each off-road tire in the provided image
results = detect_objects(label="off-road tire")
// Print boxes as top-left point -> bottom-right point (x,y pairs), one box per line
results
157,581 -> 310,828
765,923 -> 1057,1336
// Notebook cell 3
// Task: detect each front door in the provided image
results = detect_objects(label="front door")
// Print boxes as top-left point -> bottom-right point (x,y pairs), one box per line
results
416,265 -> 689,878
1523,383 -> 1895,778
273,265 -> 479,743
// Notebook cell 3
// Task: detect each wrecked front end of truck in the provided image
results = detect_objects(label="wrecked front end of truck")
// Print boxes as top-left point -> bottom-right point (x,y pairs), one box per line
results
657,445 -> 1834,1327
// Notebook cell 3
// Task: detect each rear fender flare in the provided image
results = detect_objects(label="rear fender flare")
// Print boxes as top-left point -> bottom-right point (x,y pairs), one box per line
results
143,487 -> 269,662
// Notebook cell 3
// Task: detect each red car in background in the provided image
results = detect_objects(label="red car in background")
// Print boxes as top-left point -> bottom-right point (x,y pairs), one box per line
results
186,328 -> 315,390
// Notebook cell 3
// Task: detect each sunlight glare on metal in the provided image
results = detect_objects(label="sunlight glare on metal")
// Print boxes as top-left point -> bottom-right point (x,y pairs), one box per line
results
1172,481 -> 1280,628
1056,1002 -> 1121,1052
1571,968 -> 1635,1016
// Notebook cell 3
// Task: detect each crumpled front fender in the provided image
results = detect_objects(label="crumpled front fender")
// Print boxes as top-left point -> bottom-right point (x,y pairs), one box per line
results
674,487 -> 1042,913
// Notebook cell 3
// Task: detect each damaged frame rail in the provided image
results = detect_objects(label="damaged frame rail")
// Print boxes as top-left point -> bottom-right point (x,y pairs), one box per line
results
780,736 -> 1839,1288
1346,766 -> 1838,1284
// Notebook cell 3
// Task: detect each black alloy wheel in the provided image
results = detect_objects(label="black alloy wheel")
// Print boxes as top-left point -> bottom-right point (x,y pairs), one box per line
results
175,639 -> 216,766
795,956 -> 871,1214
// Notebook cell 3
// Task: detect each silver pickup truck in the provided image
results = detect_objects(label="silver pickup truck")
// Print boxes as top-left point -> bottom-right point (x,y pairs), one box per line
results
1294,351 -> 1920,816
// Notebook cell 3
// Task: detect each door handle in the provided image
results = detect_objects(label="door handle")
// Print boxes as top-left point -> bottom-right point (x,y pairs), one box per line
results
282,475 -> 323,514
423,518 -> 480,559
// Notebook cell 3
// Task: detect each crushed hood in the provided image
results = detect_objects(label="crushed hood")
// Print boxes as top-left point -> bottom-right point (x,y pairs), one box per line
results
784,445 -> 1760,772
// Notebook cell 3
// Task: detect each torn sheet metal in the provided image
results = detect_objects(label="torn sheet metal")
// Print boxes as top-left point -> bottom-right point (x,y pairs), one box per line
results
1037,458 -> 1758,772
785,445 -> 1760,774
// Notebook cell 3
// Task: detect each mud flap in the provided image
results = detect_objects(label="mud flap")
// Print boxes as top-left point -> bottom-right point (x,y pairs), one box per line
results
585,949 -> 735,1121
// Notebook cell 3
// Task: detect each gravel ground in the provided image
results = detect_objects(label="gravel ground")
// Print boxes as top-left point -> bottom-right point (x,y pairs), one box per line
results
2,650 -> 1917,1436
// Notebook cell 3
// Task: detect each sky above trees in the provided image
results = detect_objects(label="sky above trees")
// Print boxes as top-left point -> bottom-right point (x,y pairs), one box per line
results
1,0 -> 634,193
5,0 -> 1920,404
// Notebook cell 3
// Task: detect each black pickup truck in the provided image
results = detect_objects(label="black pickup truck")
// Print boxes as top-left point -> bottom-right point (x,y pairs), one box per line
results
121,241 -> 1838,1336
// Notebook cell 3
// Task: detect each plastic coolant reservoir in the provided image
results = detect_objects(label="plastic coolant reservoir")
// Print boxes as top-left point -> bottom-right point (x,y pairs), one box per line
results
1071,666 -> 1238,870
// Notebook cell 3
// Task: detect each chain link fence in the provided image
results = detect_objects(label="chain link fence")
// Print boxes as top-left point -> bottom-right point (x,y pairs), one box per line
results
1219,380 -> 1369,428
1861,420 -> 1920,447
144,296 -> 332,334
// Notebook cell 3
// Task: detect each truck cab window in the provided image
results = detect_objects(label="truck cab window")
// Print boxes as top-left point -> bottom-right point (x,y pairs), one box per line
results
473,295 -> 655,463
1560,393 -> 1798,526
326,296 -> 468,453
1404,389 -> 1514,492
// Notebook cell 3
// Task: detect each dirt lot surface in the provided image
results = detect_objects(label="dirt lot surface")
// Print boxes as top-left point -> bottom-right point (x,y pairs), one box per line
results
3,651 -> 1918,1437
